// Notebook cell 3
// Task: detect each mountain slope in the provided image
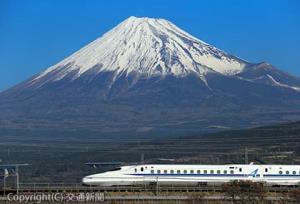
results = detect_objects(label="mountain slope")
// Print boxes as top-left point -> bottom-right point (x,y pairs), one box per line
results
0,16 -> 300,136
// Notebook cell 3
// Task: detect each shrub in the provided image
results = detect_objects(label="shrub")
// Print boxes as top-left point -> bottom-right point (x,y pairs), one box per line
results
222,180 -> 267,204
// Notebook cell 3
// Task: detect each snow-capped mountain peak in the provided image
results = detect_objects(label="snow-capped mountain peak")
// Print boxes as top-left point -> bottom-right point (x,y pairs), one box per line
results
32,16 -> 247,84
2,17 -> 300,135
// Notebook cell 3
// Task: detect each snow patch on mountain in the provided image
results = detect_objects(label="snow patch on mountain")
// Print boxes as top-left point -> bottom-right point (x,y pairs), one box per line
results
267,74 -> 300,92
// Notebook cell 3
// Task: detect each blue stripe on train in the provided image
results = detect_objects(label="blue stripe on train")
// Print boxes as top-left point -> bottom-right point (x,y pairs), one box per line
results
130,174 -> 254,177
264,175 -> 300,177
129,174 -> 300,178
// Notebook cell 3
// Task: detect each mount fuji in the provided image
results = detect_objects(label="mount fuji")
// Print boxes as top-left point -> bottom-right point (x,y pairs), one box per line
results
1,16 -> 300,136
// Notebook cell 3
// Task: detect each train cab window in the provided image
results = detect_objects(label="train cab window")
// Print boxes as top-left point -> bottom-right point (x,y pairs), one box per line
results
286,171 -> 290,175
164,170 -> 168,174
177,170 -> 181,174
197,170 -> 201,174
141,167 -> 144,172
279,171 -> 283,175
239,168 -> 242,172
184,170 -> 187,174
204,170 -> 207,174
217,170 -> 221,174
230,170 -> 234,174
109,167 -> 121,172
293,171 -> 296,175
151,170 -> 154,174
223,170 -> 228,174
157,170 -> 161,174
265,168 -> 268,173
210,170 -> 214,174
190,170 -> 194,174
170,170 -> 174,174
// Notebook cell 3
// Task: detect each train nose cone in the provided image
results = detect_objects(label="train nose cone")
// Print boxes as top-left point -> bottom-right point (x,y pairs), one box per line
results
82,177 -> 90,186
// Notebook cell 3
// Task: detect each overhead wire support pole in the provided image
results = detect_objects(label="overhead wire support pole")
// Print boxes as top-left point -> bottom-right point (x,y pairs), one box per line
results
0,163 -> 30,195
141,153 -> 145,164
16,165 -> 19,194
3,171 -> 6,196
245,147 -> 249,164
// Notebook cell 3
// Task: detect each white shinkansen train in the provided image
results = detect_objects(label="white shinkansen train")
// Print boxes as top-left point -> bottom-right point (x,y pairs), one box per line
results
82,164 -> 300,186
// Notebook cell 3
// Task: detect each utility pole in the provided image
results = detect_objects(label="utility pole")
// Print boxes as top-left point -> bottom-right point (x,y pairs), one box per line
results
16,165 -> 19,194
141,153 -> 144,164
3,168 -> 9,196
3,171 -> 5,196
156,176 -> 159,195
245,147 -> 249,164
3,177 -> 5,196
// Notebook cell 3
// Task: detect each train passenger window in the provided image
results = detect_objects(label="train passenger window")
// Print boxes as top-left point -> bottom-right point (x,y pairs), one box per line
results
204,170 -> 207,174
279,171 -> 283,175
210,170 -> 214,174
197,170 -> 201,174
164,170 -> 167,174
184,170 -> 187,174
217,170 -> 221,174
190,170 -> 194,174
239,168 -> 242,172
135,168 -> 137,173
151,170 -> 154,174
141,167 -> 144,172
157,170 -> 161,174
177,170 -> 181,174
286,171 -> 289,175
293,171 -> 296,175
170,170 -> 174,174
230,170 -> 234,174
223,170 -> 227,174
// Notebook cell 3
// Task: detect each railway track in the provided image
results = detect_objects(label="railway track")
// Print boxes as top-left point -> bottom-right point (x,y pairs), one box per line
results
0,183 -> 297,194
0,184 -> 298,203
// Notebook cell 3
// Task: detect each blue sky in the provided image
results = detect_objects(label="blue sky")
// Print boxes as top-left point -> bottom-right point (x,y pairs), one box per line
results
0,0 -> 300,91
